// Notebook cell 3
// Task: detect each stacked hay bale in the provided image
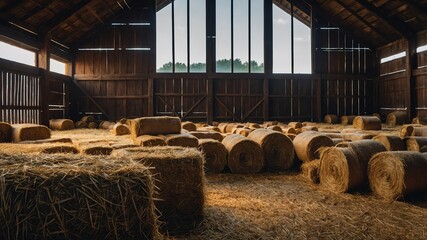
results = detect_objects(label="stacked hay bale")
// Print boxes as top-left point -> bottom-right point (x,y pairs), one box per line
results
112,123 -> 130,136
319,140 -> 386,193
77,141 -> 113,155
386,111 -> 407,127
400,125 -> 427,138
11,124 -> 51,142
222,134 -> 264,173
130,116 -> 182,147
0,153 -> 158,239
324,114 -> 338,124
0,143 -> 78,154
412,117 -> 427,125
163,133 -> 199,147
181,121 -> 197,131
353,116 -> 382,130
341,115 -> 356,125
99,121 -> 115,130
189,131 -> 223,141
49,119 -> 74,130
0,122 -> 12,142
75,120 -> 88,128
368,151 -> 427,201
134,135 -> 166,147
75,115 -> 96,129
112,147 -> 204,235
373,135 -> 406,151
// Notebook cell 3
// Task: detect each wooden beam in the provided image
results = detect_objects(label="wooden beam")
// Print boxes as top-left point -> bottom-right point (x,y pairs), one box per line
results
403,0 -> 427,20
0,0 -> 26,14
405,38 -> 417,122
40,0 -> 92,34
86,6 -> 104,24
38,34 -> 51,126
19,0 -> 53,21
354,0 -> 413,38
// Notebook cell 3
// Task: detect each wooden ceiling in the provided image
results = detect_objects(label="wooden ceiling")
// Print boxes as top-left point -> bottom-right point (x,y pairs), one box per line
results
0,0 -> 426,49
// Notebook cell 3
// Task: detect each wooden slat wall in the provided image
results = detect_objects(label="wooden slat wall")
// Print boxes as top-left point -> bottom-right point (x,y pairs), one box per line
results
48,73 -> 71,120
416,30 -> 427,118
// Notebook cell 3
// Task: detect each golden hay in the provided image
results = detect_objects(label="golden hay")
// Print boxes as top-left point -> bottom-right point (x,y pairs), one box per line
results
341,115 -> 356,125
267,125 -> 283,132
386,111 -> 407,127
286,133 -> 296,140
293,131 -> 334,162
288,122 -> 303,129
0,122 -> 12,142
222,134 -> 264,173
0,143 -> 78,154
197,126 -> 221,132
400,125 -> 427,138
133,135 -> 166,147
130,116 -> 181,139
163,133 -> 199,148
0,153 -> 158,239
324,114 -> 338,124
112,147 -> 205,235
194,123 -> 208,128
320,132 -> 343,139
301,126 -> 318,132
217,123 -> 229,133
49,119 -> 74,130
373,135 -> 406,151
245,122 -> 261,129
74,120 -> 88,128
11,124 -> 51,143
189,131 -> 224,141
353,116 -> 382,130
118,118 -> 127,124
20,137 -> 72,144
319,140 -> 386,193
80,115 -> 95,122
112,123 -> 130,136
412,117 -> 427,125
247,129 -> 294,171
234,127 -> 251,137
261,121 -> 278,127
77,141 -> 113,155
182,121 -> 197,131
99,121 -> 114,130
198,139 -> 227,173
342,133 -> 374,141
301,159 -> 320,184
225,123 -> 244,133
281,127 -> 296,134
110,143 -> 139,149
405,137 -> 427,152
368,151 -> 427,201
87,122 -> 98,129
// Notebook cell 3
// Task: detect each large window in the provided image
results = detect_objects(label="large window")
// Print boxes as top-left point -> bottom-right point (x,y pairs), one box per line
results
0,41 -> 36,66
50,58 -> 67,75
216,0 -> 264,73
156,0 -> 206,72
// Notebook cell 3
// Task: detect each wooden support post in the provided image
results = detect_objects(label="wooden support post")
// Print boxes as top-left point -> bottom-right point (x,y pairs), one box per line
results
38,35 -> 50,126
207,78 -> 214,125
147,78 -> 154,116
263,0 -> 272,121
406,38 -> 417,122
263,78 -> 269,121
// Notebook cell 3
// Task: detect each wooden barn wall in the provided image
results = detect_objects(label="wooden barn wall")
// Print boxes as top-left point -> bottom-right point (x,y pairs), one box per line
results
416,30 -> 427,118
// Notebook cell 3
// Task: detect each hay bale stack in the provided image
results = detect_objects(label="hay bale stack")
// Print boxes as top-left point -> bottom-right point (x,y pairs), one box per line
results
130,116 -> 181,139
163,133 -> 199,148
77,141 -> 113,155
319,140 -> 386,193
406,137 -> 427,152
301,159 -> 320,184
353,116 -> 382,130
386,111 -> 407,127
341,115 -> 356,125
0,122 -> 12,142
198,139 -> 227,173
324,114 -> 338,124
189,131 -> 223,141
342,133 -> 374,141
234,127 -> 251,137
49,119 -> 74,130
87,122 -> 98,129
0,154 -> 158,239
247,129 -> 294,171
75,120 -> 88,129
293,131 -> 334,162
368,151 -> 427,201
267,125 -> 283,132
181,121 -> 197,131
373,135 -> 406,151
11,124 -> 51,143
112,123 -> 130,136
0,143 -> 78,154
112,147 -> 204,234
133,135 -> 166,147
288,122 -> 303,129
222,134 -> 264,173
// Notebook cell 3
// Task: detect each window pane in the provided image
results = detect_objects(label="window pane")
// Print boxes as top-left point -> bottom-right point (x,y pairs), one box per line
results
50,58 -> 66,75
250,0 -> 264,73
189,0 -> 206,72
174,0 -> 188,72
233,0 -> 249,73
156,4 -> 173,72
273,4 -> 291,73
0,41 -> 35,66
216,0 -> 231,72
294,17 -> 311,73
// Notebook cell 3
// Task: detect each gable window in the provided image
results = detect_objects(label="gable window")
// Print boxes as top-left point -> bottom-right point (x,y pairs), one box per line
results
0,40 -> 36,66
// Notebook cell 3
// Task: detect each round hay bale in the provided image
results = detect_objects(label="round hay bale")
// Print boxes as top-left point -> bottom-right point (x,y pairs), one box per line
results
373,135 -> 406,151
20,137 -> 72,144
133,135 -> 166,147
217,123 -> 229,133
247,129 -> 294,171
267,125 -> 283,132
0,122 -> 12,142
340,128 -> 358,134
262,121 -> 278,127
288,122 -> 303,129
112,147 -> 204,234
118,118 -> 127,124
386,111 -> 407,127
245,122 -> 261,129
353,116 -> 382,130
198,139 -> 227,173
222,134 -> 264,173
421,146 -> 427,153
412,117 -> 427,125
212,121 -> 219,126
320,132 -> 343,139
49,119 -> 74,130
11,124 -> 51,143
112,123 -> 130,136
225,123 -> 243,133
368,151 -> 427,201
194,123 -> 208,128
372,113 -> 381,119
282,127 -> 296,134
196,126 -> 221,132
302,126 -> 318,132
80,115 -> 95,123
319,140 -> 386,193
342,133 -> 374,141
332,138 -> 345,145
293,131 -> 334,162
181,121 -> 197,131
400,125 -> 427,138
87,122 -> 98,129
286,133 -> 296,141
341,115 -> 356,125
406,137 -> 427,152
130,117 -> 181,139
75,120 -> 88,129
234,128 -> 251,137
77,141 -> 113,155
164,133 -> 199,148
301,159 -> 320,184
189,131 -> 223,141
324,114 -> 338,124
0,143 -> 78,154
0,154 -> 158,239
